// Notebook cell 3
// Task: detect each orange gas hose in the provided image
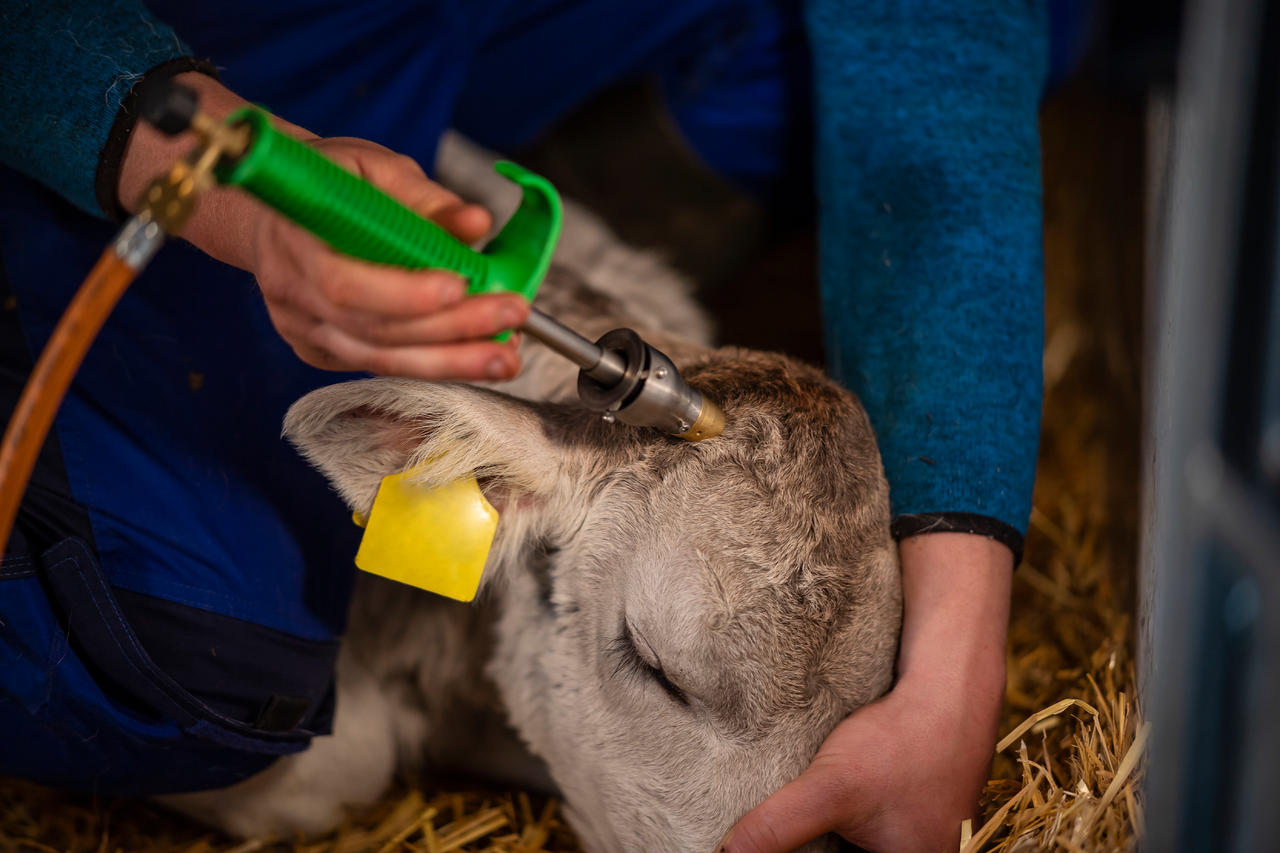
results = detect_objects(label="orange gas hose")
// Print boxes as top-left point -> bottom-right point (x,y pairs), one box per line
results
0,247 -> 139,554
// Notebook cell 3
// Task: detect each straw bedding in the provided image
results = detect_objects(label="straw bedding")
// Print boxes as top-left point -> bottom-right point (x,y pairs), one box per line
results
0,86 -> 1145,853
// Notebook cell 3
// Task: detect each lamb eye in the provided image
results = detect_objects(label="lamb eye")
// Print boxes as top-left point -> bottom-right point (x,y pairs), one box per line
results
645,660 -> 690,706
612,622 -> 689,706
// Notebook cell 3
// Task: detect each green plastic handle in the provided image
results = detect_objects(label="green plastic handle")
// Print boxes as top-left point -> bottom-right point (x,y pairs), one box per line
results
214,108 -> 562,311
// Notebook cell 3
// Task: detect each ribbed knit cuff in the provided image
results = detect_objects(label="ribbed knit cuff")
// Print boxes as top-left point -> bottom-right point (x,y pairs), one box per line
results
891,512 -> 1024,565
94,57 -> 220,221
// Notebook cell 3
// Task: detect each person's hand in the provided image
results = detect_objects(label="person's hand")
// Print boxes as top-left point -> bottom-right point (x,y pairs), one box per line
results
716,664 -> 1002,852
717,532 -> 1013,853
118,72 -> 528,381
247,136 -> 527,380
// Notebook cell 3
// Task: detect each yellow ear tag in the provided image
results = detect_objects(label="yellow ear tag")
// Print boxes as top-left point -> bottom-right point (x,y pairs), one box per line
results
351,468 -> 498,602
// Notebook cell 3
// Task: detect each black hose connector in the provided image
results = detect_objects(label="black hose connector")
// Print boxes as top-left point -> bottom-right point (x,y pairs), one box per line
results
138,77 -> 198,136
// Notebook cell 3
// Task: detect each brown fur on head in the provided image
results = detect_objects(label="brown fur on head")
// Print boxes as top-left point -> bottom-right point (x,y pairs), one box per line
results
681,348 -> 891,569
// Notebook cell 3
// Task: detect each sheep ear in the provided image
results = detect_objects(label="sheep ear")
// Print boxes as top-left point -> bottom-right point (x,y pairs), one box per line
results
282,378 -> 568,517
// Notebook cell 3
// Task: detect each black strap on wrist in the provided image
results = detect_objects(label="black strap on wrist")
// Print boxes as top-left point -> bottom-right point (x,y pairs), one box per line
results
891,512 -> 1024,565
94,57 -> 221,221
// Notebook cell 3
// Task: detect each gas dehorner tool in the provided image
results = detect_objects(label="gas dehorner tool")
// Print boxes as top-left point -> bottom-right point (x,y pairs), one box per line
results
0,79 -> 724,554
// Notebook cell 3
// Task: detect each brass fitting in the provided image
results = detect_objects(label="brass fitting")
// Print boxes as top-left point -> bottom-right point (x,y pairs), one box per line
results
136,111 -> 250,233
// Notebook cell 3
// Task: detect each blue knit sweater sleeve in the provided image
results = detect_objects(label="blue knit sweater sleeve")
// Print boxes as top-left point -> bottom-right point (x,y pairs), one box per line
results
807,0 -> 1048,547
0,0 -> 197,216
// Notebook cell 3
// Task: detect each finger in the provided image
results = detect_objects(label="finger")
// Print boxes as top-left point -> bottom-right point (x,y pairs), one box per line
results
299,252 -> 470,316
429,201 -> 493,244
321,294 -> 530,347
264,303 -> 356,372
292,340 -> 349,372
307,324 -> 523,381
370,164 -> 491,242
273,242 -> 527,342
325,140 -> 493,242
255,160 -> 490,312
715,767 -> 848,853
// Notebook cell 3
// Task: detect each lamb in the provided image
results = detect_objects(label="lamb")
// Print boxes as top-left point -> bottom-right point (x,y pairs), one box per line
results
161,134 -> 902,853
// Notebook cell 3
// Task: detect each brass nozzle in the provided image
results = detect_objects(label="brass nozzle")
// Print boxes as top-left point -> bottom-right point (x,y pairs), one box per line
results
674,396 -> 725,442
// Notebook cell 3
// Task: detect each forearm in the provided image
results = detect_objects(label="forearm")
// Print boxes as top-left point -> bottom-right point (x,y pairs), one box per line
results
0,0 -> 209,217
807,0 -> 1049,550
0,3 -> 309,271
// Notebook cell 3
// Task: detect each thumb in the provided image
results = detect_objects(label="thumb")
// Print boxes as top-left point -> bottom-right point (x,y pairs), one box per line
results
329,139 -> 495,243
715,766 -> 851,853
426,200 -> 493,245
370,158 -> 492,244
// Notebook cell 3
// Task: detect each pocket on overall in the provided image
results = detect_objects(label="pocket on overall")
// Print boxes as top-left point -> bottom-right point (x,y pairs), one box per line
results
0,535 -> 340,795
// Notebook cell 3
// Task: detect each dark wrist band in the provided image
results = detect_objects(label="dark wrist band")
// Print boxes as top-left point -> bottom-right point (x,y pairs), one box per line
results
94,57 -> 221,221
890,512 -> 1024,565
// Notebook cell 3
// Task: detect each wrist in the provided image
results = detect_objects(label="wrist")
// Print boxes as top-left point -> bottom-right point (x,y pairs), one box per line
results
892,512 -> 1025,564
893,532 -> 1012,703
94,60 -> 219,219
116,72 -> 312,272
117,72 -> 246,214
